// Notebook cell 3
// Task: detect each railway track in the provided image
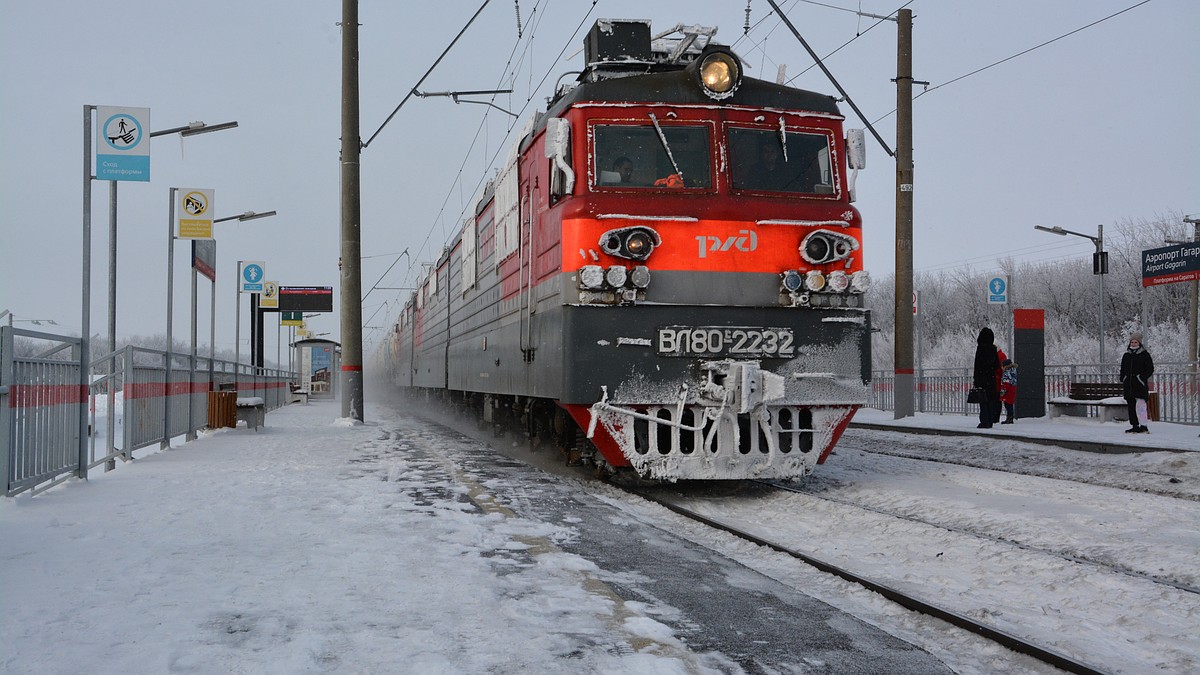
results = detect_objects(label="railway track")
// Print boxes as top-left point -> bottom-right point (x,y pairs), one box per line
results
398,400 -> 1198,673
629,483 -> 1109,675
835,432 -> 1200,502
764,479 -> 1200,596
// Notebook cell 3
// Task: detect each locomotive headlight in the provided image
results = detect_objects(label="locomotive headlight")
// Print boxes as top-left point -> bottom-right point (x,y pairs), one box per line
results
803,236 -> 831,265
599,226 -> 660,261
782,269 -> 804,292
850,270 -> 871,294
805,270 -> 826,292
800,230 -> 860,265
630,265 -> 651,289
605,265 -> 628,288
700,54 -> 738,94
689,46 -> 742,100
827,270 -> 850,293
579,265 -> 605,290
625,230 -> 654,258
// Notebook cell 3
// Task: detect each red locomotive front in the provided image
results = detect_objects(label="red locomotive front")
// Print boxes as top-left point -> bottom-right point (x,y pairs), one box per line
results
389,20 -> 871,480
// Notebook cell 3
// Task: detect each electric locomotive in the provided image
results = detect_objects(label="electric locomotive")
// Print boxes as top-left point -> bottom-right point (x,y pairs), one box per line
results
387,20 -> 872,480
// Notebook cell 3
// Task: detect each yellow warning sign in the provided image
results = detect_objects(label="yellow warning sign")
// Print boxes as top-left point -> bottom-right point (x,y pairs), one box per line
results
177,188 -> 214,239
261,281 -> 279,309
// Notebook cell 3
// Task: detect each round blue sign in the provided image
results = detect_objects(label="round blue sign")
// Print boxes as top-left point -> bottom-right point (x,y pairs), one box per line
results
101,113 -> 144,151
989,277 -> 1007,295
242,264 -> 264,283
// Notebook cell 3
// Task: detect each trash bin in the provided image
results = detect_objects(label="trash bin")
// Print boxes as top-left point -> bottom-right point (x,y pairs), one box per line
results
208,391 -> 237,429
1147,391 -> 1160,422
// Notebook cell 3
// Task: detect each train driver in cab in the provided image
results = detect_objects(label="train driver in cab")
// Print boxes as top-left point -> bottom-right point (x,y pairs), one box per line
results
613,156 -> 634,184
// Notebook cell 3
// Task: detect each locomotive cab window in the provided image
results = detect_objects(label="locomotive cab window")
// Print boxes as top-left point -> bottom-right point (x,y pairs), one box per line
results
593,124 -> 711,189
729,127 -> 835,195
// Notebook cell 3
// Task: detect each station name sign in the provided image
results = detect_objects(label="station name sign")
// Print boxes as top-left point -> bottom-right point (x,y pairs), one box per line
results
1142,242 -> 1200,287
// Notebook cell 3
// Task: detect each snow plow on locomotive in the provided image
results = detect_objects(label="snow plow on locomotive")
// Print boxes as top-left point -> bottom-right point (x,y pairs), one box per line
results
386,20 -> 871,481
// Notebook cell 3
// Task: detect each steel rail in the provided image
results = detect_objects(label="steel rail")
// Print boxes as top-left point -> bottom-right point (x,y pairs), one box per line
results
630,487 -> 1110,675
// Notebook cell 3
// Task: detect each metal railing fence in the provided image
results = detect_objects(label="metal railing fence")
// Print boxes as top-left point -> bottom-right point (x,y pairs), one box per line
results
2,325 -> 297,497
0,327 -> 85,496
870,362 -> 1199,425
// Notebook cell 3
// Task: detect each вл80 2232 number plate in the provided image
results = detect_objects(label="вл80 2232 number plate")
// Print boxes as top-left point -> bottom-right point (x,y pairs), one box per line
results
656,326 -> 795,358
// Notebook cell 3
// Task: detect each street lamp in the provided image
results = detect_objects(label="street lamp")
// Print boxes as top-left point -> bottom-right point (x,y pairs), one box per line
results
106,120 -> 239,361
151,121 -> 240,138
1034,224 -> 1108,365
165,198 -> 273,444
80,109 -> 237,459
191,209 -> 278,440
193,210 -> 278,379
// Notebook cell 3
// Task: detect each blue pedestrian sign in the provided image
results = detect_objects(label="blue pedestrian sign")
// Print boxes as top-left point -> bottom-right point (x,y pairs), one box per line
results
96,106 -> 150,182
987,275 -> 1008,304
239,261 -> 266,294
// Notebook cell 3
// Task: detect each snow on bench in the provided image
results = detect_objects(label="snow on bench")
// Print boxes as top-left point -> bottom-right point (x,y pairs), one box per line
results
235,397 -> 266,431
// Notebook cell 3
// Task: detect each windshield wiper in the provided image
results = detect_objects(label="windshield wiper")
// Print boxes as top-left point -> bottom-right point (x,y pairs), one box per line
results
648,113 -> 684,181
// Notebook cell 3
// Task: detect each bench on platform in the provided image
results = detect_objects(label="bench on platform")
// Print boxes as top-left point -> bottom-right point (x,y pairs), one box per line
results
236,396 -> 266,431
288,385 -> 309,405
1047,383 -> 1127,422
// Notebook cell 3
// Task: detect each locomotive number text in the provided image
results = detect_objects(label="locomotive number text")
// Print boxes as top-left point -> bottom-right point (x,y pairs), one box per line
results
656,326 -> 795,358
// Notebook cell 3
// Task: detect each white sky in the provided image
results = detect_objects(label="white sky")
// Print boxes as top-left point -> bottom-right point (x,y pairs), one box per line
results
2,397 -> 1196,673
2,1 -> 1197,354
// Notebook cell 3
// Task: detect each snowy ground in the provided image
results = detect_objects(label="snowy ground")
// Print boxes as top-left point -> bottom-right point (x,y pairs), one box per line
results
2,397 -> 1196,673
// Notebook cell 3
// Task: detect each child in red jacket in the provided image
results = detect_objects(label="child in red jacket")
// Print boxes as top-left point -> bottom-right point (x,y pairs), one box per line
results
999,358 -> 1017,424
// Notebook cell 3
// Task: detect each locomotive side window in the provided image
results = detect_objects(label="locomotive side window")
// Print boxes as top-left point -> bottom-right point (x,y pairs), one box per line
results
729,127 -> 834,195
593,124 -> 711,189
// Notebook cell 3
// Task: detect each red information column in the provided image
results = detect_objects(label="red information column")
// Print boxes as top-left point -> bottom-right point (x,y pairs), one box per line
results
1014,309 -> 1045,419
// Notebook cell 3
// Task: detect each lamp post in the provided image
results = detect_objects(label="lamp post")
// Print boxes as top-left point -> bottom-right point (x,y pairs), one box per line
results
80,111 -> 236,459
1035,224 -> 1108,366
186,210 -> 277,440
106,121 -> 238,366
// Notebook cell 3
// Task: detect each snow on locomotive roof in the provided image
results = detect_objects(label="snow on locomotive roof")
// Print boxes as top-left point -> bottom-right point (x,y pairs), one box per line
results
549,19 -> 840,116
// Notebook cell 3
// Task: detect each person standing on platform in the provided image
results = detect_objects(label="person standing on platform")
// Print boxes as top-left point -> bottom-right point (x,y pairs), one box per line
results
999,358 -> 1018,424
1120,332 -> 1154,433
973,328 -> 1001,429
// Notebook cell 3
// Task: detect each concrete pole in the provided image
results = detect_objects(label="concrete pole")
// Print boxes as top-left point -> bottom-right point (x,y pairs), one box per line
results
893,9 -> 915,419
340,0 -> 365,420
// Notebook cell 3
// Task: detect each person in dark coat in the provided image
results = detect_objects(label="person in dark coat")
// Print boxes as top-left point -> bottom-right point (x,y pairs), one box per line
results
972,327 -> 1001,429
1119,331 -> 1154,433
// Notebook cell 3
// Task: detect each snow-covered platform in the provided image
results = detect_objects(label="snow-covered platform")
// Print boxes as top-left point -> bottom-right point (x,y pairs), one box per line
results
851,407 -> 1198,454
1,398 -> 956,673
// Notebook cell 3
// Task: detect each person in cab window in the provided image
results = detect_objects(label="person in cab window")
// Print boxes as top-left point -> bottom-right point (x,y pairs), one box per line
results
751,142 -> 790,191
613,156 -> 634,184
748,141 -> 822,192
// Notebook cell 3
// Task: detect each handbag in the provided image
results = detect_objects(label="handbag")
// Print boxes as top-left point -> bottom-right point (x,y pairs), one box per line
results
967,387 -> 983,404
